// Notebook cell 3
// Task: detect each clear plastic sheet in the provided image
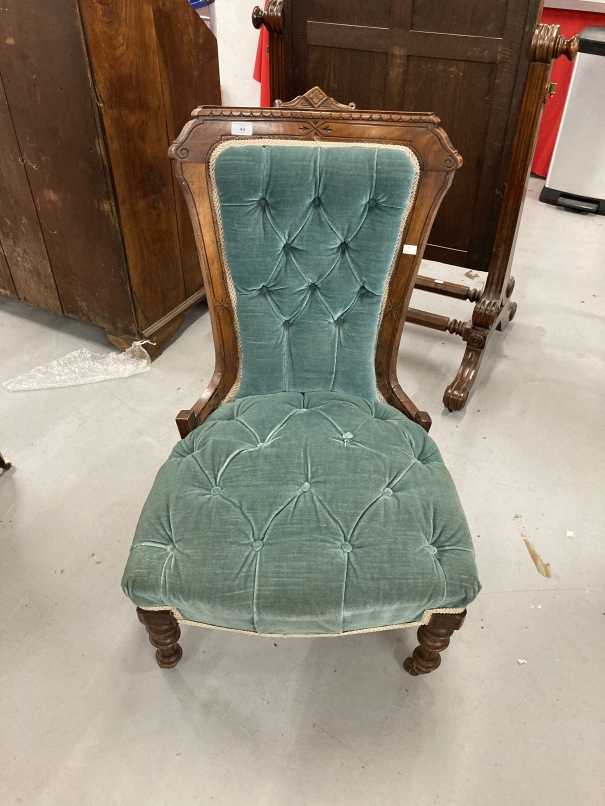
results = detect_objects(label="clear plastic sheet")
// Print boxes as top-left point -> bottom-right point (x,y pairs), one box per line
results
3,341 -> 151,392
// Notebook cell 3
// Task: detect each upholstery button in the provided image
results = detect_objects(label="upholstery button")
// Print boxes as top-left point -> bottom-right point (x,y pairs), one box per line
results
258,197 -> 267,207
252,541 -> 263,551
428,545 -> 438,555
283,242 -> 291,253
308,282 -> 317,293
210,486 -> 221,495
313,196 -> 321,208
300,482 -> 311,492
341,542 -> 353,553
282,319 -> 291,330
368,198 -> 377,208
383,488 -> 393,497
342,432 -> 353,440
334,317 -> 344,327
259,286 -> 268,296
340,241 -> 348,251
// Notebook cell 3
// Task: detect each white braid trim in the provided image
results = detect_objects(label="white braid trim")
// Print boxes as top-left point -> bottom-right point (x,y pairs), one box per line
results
136,605 -> 466,638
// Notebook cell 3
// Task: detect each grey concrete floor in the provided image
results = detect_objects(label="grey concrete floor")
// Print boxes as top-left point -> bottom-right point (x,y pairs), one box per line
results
0,178 -> 604,805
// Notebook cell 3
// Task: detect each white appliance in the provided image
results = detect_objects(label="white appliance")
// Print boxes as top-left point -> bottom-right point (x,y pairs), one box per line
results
540,26 -> 605,215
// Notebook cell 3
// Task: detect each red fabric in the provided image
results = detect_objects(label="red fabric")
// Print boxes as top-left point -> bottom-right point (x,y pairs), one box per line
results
253,1 -> 271,107
532,8 -> 605,177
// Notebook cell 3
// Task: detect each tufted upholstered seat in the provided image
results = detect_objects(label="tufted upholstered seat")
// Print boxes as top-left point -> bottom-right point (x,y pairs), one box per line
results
122,98 -> 480,665
123,391 -> 480,634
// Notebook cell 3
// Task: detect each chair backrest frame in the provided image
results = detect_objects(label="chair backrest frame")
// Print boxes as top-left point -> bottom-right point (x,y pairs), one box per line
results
170,87 -> 461,437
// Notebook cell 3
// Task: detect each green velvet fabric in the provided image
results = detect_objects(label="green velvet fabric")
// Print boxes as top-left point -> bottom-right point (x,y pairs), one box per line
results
122,392 -> 480,634
212,143 -> 418,400
121,141 -> 480,634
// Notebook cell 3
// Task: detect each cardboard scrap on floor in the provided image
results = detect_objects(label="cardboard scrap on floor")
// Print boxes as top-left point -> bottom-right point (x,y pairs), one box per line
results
523,537 -> 552,578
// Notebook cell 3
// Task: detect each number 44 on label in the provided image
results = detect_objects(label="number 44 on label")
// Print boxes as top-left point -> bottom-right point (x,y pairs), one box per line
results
231,122 -> 253,136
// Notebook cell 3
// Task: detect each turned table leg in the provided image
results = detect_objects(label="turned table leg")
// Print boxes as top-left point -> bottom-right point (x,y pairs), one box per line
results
136,607 -> 183,669
404,610 -> 466,676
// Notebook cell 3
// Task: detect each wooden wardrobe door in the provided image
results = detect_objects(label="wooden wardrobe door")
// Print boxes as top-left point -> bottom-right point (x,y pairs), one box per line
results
0,72 -> 60,311
285,0 -> 542,271
0,0 -> 134,333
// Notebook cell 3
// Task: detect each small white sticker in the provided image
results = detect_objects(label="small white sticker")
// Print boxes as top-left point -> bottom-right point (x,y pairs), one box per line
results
231,122 -> 253,136
402,244 -> 417,255
434,279 -> 444,285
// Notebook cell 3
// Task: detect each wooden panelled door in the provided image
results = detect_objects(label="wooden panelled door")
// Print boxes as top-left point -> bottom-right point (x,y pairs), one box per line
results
284,0 -> 541,271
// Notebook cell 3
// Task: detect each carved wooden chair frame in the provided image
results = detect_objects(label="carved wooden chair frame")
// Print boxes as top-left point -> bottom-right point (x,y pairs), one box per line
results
137,87 -> 466,675
136,89 -> 468,675
170,86 -> 462,441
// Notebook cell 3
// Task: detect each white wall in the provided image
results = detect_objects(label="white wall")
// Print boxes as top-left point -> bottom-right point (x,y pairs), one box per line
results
544,0 -> 605,10
213,0 -> 261,106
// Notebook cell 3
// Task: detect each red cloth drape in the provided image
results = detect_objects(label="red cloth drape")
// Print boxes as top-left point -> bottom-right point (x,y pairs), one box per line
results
532,8 -> 605,177
253,1 -> 271,107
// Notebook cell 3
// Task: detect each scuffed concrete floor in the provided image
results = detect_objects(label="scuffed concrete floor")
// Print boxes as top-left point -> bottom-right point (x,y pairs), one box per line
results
0,178 -> 603,805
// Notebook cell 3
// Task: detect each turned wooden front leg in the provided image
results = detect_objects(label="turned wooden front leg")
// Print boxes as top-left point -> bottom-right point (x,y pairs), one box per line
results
404,610 -> 466,676
136,607 -> 183,669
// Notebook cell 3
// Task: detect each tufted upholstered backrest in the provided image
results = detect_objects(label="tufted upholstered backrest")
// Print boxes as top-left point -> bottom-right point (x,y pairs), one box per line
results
169,87 -> 462,438
210,141 -> 419,400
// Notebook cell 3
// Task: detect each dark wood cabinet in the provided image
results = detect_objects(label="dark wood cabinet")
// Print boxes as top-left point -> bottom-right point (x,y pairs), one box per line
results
0,0 -> 221,355
280,0 -> 542,272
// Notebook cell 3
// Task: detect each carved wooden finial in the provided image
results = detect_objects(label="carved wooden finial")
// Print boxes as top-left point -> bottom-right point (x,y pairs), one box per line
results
274,86 -> 357,112
252,1 -> 284,34
530,24 -> 579,63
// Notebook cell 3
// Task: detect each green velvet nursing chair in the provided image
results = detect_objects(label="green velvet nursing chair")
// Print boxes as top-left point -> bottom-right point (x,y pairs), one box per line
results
121,87 -> 481,676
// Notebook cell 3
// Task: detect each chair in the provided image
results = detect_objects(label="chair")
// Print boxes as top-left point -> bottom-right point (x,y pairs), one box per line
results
121,87 -> 481,676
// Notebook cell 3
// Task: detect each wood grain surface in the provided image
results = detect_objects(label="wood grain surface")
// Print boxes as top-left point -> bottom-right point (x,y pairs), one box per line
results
0,0 -> 133,332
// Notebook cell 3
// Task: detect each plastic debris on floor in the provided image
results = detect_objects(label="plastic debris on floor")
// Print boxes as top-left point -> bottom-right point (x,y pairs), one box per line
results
3,342 -> 151,391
